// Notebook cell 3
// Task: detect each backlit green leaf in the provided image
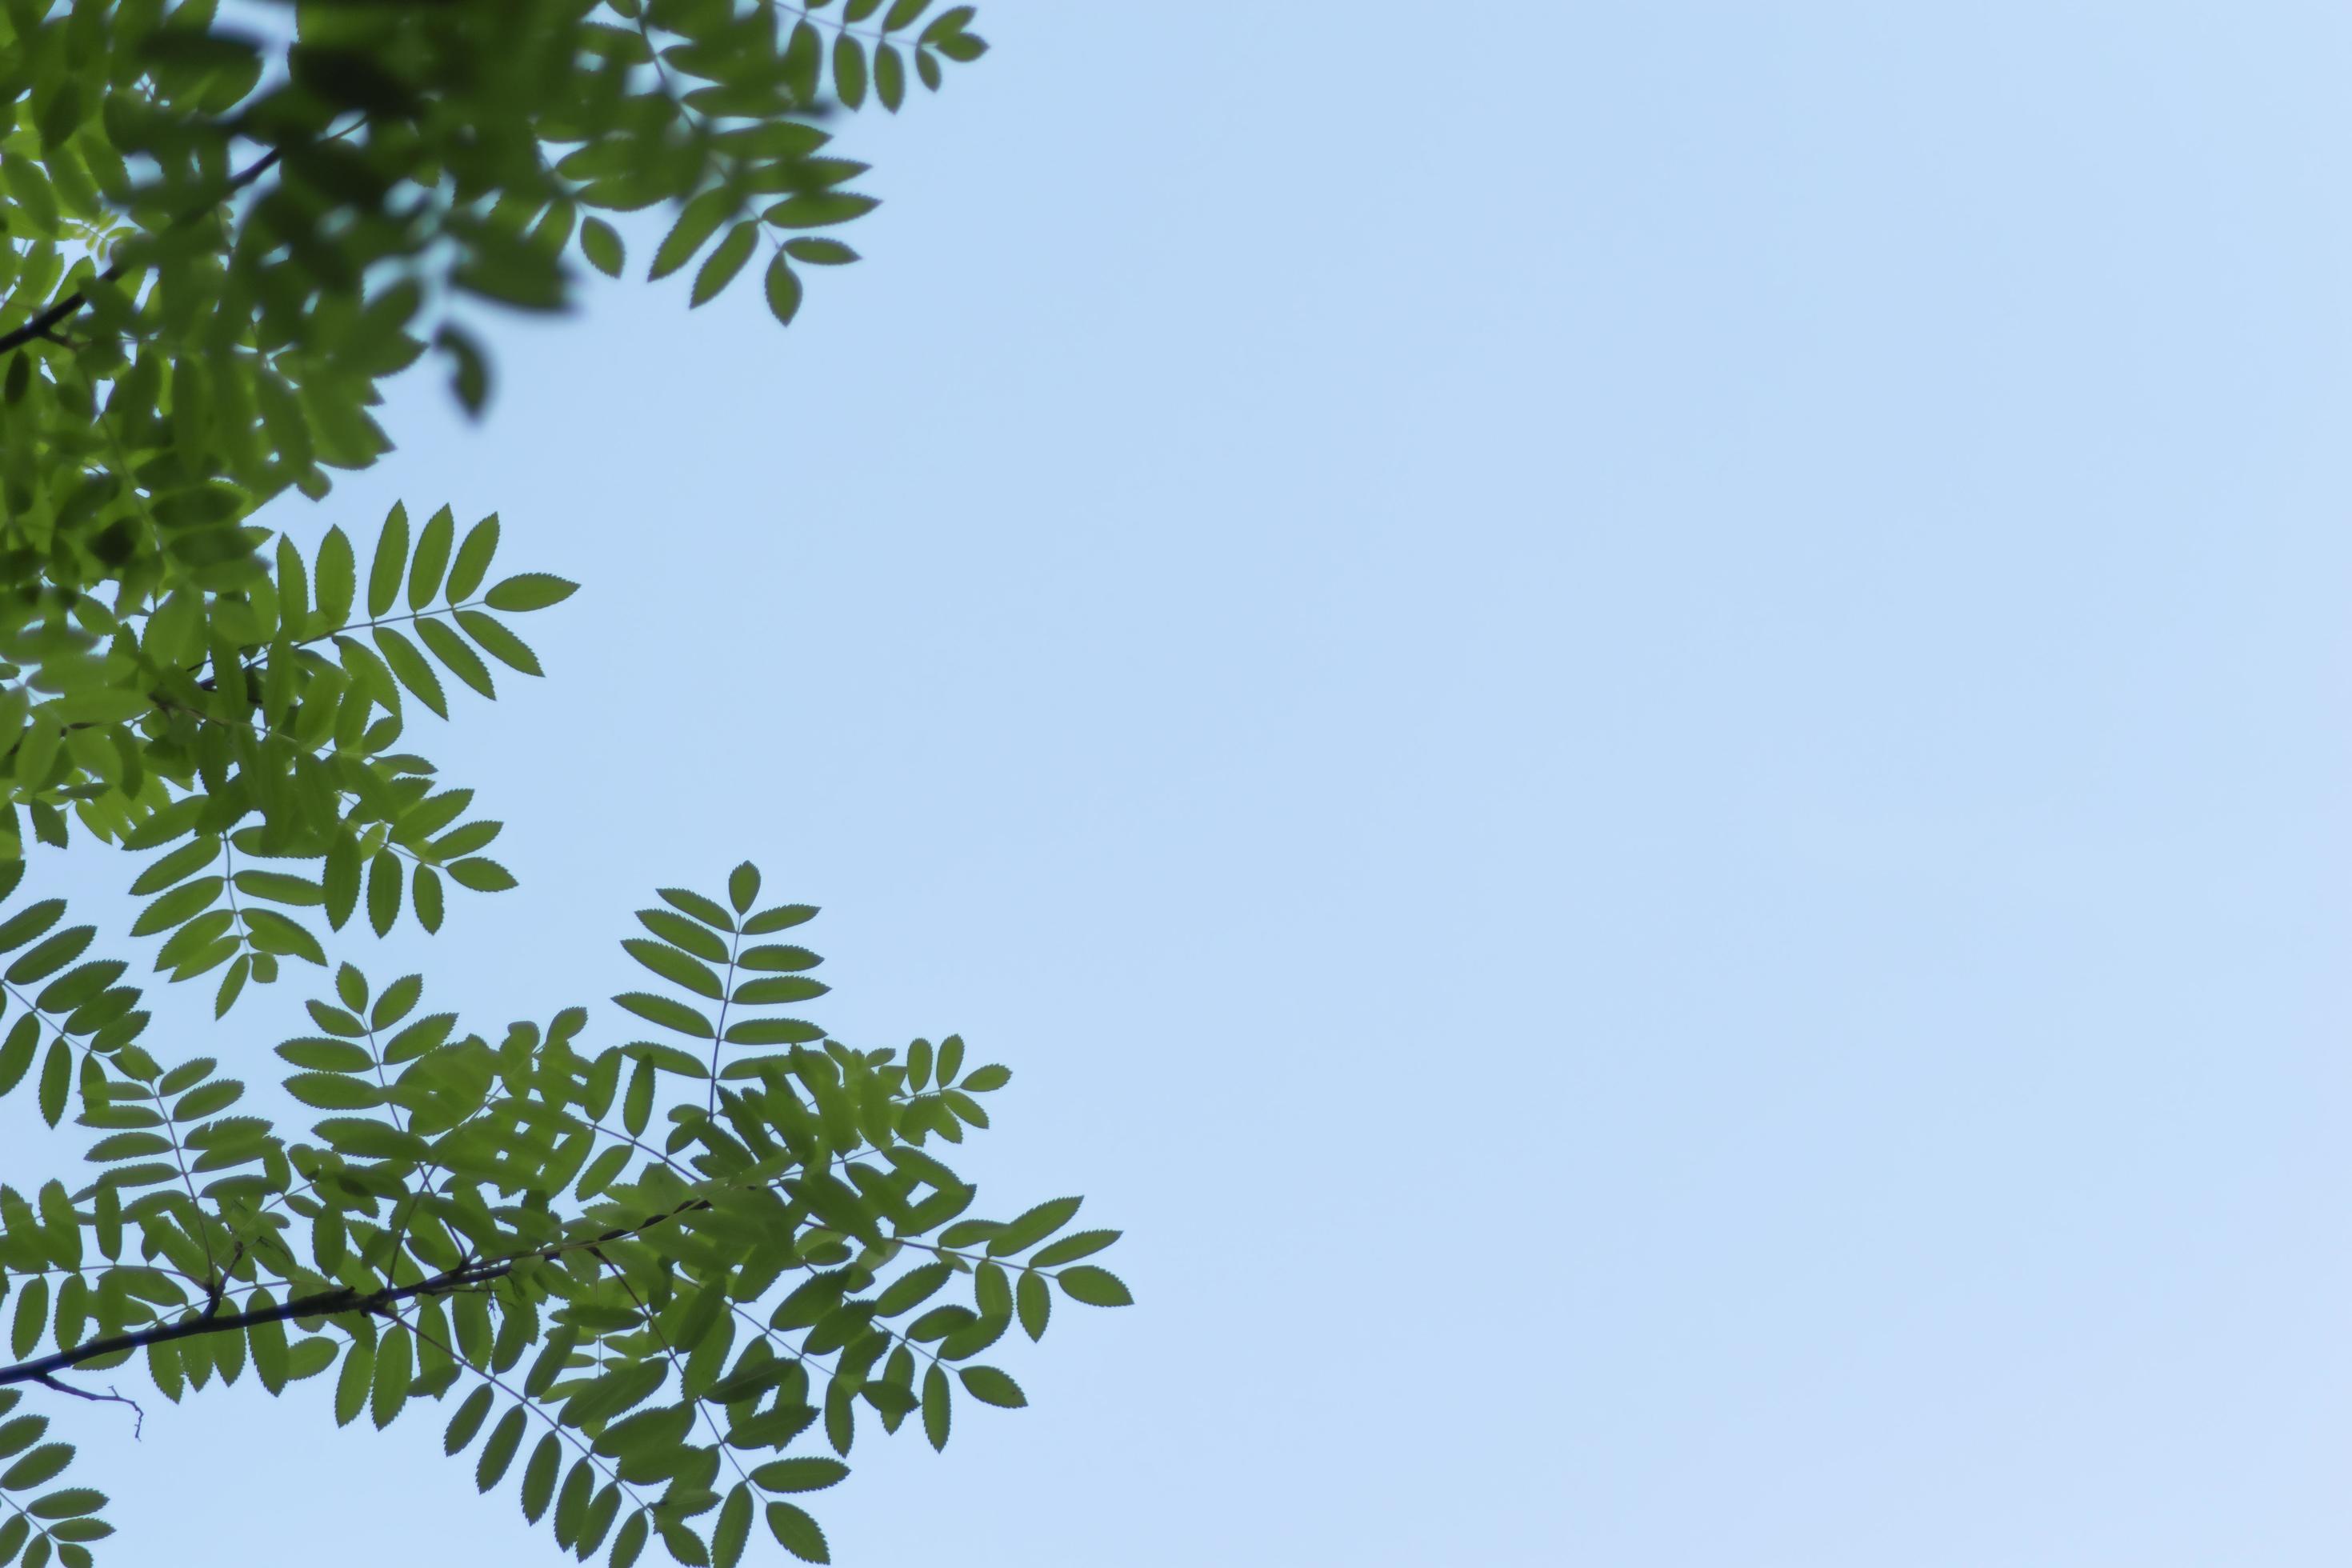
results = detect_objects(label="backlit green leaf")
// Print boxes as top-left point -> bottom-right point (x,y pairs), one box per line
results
1056,1266 -> 1134,1307
582,218 -> 626,278
477,1406 -> 526,1491
750,1458 -> 846,1493
692,222 -> 758,307
765,1503 -> 830,1565
410,505 -> 454,610
482,574 -> 578,613
613,992 -> 714,1038
368,503 -> 410,619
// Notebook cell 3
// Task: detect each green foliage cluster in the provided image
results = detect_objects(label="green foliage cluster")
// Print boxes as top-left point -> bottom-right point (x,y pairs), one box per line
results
0,4 -> 1130,1566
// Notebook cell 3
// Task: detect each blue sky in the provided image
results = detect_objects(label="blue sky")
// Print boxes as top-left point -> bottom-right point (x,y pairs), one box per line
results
13,2 -> 2352,1563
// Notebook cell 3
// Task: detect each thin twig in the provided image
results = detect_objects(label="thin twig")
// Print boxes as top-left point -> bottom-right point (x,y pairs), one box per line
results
32,1374 -> 144,1439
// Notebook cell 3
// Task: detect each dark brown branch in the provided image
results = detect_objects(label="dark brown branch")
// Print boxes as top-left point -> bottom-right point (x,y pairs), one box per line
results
200,1241 -> 246,1322
0,1193 -> 713,1394
0,144 -> 287,360
0,1259 -> 506,1393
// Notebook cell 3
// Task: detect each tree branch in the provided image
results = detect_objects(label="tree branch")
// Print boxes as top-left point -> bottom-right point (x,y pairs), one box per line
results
0,144 -> 287,360
33,1374 -> 144,1439
0,1192 -> 714,1393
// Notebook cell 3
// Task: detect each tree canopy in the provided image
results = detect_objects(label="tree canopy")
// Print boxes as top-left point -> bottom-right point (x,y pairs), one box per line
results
0,3 -> 1128,1564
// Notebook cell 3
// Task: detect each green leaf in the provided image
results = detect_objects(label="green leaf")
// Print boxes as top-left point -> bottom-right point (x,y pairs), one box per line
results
0,1016 -> 34,1096
286,1338 -> 338,1382
371,1326 -> 413,1428
659,887 -> 735,930
920,1362 -> 950,1451
334,634 -> 401,717
367,853 -> 402,937
692,222 -> 758,307
833,34 -> 867,109
614,992 -> 714,1039
368,503 -> 410,619
416,865 -> 442,940
1015,1270 -> 1050,1341
765,1503 -> 830,1565
730,977 -> 827,1006
713,1486 -> 753,1568
334,1338 -> 373,1427
623,940 -> 723,998
285,1073 -> 386,1110
723,1018 -> 823,1046
0,1444 -> 70,1492
38,1037 -> 67,1127
642,911 -> 728,964
234,870 -> 324,907
727,863 -> 761,914
243,908 -> 326,966
454,611 -> 542,677
781,20 -> 823,101
519,1433 -> 560,1522
174,1079 -> 243,1120
750,1458 -> 846,1493
38,960 -> 124,1015
1029,1229 -> 1120,1267
958,1366 -> 1026,1408
447,858 -> 517,893
372,974 -> 423,1029
250,1298 -> 290,1393
7,924 -> 90,982
375,627 -> 448,718
742,904 -> 818,935
477,1406 -> 526,1490
10,1280 -> 48,1358
574,1145 -> 630,1201
446,1386 -> 494,1454
762,194 -> 880,230
658,1521 -> 711,1566
416,618 -> 496,700
622,1056 -> 655,1134
439,323 -> 491,415
158,1059 -> 214,1096
555,1459 -> 595,1547
1056,1266 -> 1133,1307
614,1511 -> 650,1568
446,514 -> 501,602
738,944 -> 818,973
130,841 -> 220,898
763,254 -> 802,325
0,1417 -> 46,1460
26,1486 -> 103,1521
482,574 -> 578,613
920,0 -> 978,36
409,505 -> 454,610
132,876 -> 220,937
315,527 -> 357,630
651,188 -> 735,282
782,238 -> 858,266
582,218 -> 626,278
